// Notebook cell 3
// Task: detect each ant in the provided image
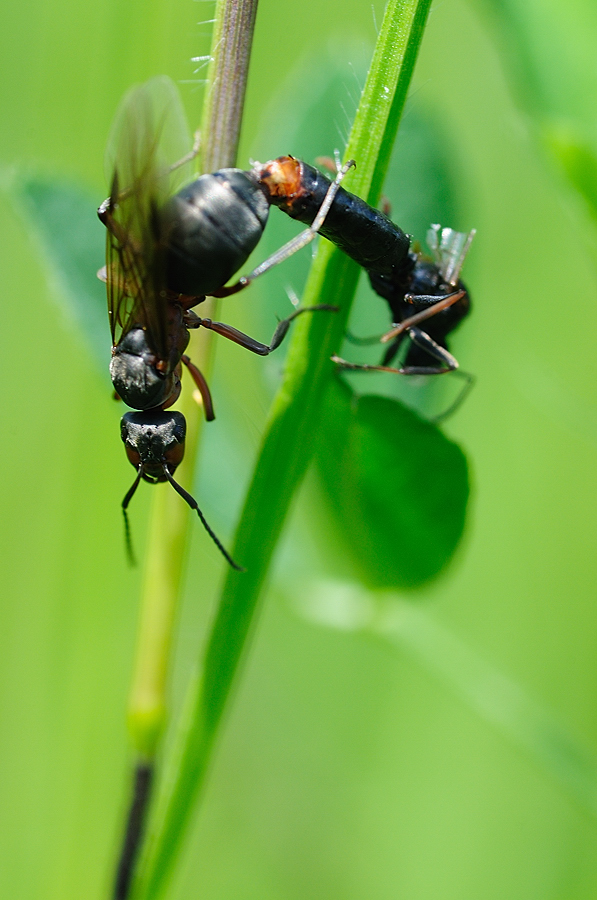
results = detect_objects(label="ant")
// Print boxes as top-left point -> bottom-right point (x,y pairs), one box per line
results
259,155 -> 475,421
98,78 -> 351,566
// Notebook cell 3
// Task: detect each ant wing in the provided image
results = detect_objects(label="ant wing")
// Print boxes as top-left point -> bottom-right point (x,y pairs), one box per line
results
103,76 -> 195,360
426,225 -> 476,287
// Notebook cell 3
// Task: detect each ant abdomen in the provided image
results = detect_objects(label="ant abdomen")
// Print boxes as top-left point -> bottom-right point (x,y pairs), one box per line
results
161,169 -> 270,296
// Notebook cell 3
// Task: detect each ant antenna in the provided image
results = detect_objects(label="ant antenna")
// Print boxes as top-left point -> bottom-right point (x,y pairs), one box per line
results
120,464 -> 243,570
161,465 -> 244,571
122,467 -> 143,566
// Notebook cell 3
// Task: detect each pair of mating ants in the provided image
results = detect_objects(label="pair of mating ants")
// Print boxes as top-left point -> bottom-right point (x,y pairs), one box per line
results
99,77 -> 474,567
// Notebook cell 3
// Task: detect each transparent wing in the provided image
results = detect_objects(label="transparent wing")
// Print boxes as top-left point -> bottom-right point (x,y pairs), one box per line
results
103,76 -> 194,358
427,224 -> 476,286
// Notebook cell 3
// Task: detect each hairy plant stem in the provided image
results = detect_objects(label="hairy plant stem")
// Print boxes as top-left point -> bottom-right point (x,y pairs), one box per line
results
199,0 -> 259,174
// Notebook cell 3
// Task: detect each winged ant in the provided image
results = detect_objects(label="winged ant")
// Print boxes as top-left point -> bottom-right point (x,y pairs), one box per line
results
259,156 -> 475,420
98,78 -> 352,567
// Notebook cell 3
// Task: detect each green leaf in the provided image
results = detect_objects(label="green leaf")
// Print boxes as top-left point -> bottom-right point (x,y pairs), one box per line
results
316,377 -> 469,588
544,126 -> 597,219
476,0 -> 597,220
385,106 -> 460,238
17,178 -> 109,371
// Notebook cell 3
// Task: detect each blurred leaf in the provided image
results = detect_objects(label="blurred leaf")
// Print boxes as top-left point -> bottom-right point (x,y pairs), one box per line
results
375,599 -> 597,820
476,0 -> 597,128
544,126 -> 597,216
385,106 -> 460,238
17,178 -> 109,371
295,582 -> 597,823
316,377 -> 469,589
476,0 -> 597,220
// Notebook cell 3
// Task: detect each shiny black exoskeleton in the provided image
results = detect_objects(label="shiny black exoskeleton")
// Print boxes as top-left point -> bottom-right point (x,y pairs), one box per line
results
261,155 -> 412,281
161,169 -> 270,297
100,162 -> 276,416
99,80 -> 347,566
260,156 -> 474,384
369,256 -> 470,370
118,409 -> 240,569
121,410 -> 186,484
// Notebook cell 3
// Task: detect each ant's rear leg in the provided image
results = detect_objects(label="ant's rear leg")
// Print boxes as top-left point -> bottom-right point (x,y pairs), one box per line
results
210,160 -> 356,298
181,354 -> 215,420
331,326 -> 456,377
408,330 -> 474,422
98,131 -> 201,221
191,305 -> 337,356
333,325 -> 474,421
380,291 -> 465,344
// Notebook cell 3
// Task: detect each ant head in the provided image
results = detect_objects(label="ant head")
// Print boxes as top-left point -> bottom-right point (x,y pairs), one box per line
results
121,409 -> 186,481
119,410 -> 243,572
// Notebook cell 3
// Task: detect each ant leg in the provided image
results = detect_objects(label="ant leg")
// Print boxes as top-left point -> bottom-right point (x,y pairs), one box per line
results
333,327 -> 474,420
427,369 -> 475,423
345,329 -> 386,346
332,327 -> 458,377
195,305 -> 337,356
381,332 -> 408,366
210,160 -> 356,298
407,327 -> 459,371
331,357 -> 452,376
181,354 -> 215,421
380,290 -> 465,344
407,328 -> 475,421
166,129 -> 201,177
98,132 -> 201,220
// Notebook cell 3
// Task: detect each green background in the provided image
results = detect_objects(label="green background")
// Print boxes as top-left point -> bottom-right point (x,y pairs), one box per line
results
2,0 -> 597,897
